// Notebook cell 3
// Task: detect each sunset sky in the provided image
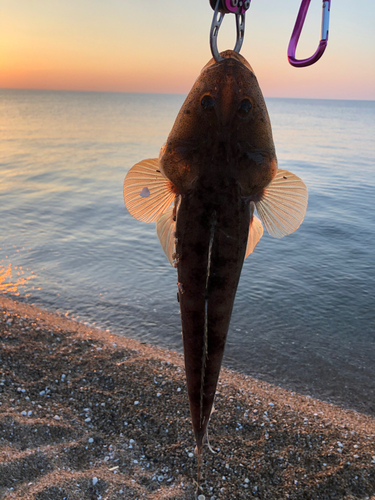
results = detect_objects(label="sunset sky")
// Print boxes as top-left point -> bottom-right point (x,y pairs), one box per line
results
1,0 -> 374,100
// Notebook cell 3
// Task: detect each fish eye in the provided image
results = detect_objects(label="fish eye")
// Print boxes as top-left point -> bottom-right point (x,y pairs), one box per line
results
201,95 -> 215,111
237,98 -> 252,117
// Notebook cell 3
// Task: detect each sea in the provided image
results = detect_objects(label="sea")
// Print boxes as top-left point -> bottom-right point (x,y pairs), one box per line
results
1,89 -> 374,415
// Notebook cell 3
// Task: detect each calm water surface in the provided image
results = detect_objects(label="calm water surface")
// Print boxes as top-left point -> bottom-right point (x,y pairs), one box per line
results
1,89 -> 374,414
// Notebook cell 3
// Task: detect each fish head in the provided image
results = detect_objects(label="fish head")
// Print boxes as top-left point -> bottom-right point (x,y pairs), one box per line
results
159,50 -> 277,196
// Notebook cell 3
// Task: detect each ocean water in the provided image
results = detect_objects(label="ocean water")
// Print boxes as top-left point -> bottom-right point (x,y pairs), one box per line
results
1,89 -> 374,414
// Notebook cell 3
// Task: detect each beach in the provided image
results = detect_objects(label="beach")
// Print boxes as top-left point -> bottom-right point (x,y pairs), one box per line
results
0,296 -> 374,499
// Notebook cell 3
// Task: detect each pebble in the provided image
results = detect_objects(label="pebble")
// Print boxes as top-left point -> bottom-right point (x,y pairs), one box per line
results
2,305 -> 374,500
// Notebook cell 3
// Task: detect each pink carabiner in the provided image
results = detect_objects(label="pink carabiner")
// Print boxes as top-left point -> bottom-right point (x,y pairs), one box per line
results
288,0 -> 331,68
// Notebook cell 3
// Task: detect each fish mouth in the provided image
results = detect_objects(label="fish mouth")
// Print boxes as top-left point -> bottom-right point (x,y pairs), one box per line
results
202,49 -> 255,74
175,180 -> 250,450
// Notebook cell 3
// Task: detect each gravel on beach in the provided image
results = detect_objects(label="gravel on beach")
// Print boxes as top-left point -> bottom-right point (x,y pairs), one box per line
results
0,296 -> 374,499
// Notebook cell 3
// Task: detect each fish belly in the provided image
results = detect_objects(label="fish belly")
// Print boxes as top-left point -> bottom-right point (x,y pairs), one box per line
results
176,181 -> 250,450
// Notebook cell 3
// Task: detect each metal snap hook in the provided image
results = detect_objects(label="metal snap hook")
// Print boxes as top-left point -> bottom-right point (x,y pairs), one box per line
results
209,0 -> 251,62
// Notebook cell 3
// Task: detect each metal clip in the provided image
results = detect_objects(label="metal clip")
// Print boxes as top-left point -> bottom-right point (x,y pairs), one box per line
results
209,0 -> 251,63
288,0 -> 331,68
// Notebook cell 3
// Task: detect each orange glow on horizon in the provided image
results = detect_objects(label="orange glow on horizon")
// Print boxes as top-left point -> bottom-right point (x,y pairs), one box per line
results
0,39 -> 199,94
1,1 -> 374,100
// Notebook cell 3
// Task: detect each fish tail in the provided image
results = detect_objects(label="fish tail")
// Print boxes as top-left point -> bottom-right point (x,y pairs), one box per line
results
196,447 -> 203,497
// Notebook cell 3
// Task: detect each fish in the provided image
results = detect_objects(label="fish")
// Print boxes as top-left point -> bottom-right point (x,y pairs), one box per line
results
123,49 -> 308,473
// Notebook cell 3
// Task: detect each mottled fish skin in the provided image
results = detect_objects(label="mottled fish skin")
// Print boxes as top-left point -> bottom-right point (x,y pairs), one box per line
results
176,179 -> 250,451
159,51 -> 277,197
123,50 -> 308,462
160,51 -> 276,452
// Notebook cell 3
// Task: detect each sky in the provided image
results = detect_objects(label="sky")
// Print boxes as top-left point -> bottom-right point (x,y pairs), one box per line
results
1,0 -> 374,100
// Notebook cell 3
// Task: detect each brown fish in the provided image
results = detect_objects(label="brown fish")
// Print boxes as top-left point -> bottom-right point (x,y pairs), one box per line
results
124,50 -> 307,467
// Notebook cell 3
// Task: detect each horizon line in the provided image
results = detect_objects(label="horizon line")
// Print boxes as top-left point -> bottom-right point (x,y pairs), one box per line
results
1,87 -> 374,103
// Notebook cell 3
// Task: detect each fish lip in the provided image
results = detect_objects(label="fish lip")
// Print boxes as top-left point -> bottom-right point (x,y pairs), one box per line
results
201,50 -> 255,74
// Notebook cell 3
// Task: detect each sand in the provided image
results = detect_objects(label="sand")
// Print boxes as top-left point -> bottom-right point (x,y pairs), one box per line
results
0,296 -> 374,500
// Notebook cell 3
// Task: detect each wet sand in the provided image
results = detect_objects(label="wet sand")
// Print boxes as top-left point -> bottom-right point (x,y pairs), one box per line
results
0,296 -> 374,499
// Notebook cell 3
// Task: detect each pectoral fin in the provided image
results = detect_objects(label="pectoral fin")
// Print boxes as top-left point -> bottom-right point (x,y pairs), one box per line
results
123,159 -> 177,222
255,169 -> 308,238
245,202 -> 263,259
156,207 -> 177,266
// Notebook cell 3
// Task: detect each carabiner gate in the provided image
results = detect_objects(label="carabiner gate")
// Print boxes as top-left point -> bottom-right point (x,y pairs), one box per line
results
288,0 -> 331,68
209,0 -> 251,62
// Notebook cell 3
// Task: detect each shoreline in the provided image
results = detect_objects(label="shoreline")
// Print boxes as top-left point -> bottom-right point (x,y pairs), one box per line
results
0,296 -> 374,499
5,296 -> 375,418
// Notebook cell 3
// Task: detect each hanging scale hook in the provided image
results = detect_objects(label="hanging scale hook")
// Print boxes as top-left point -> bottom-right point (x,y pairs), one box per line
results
209,0 -> 251,62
